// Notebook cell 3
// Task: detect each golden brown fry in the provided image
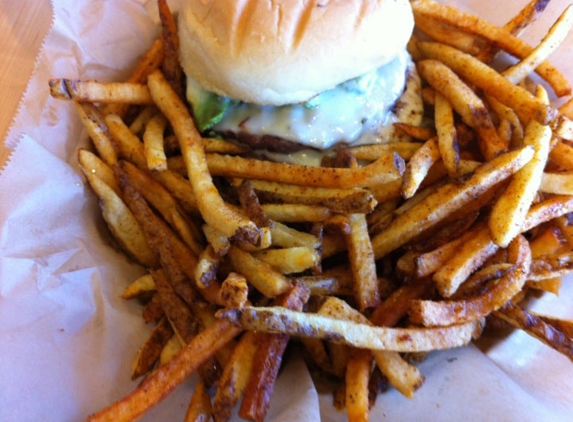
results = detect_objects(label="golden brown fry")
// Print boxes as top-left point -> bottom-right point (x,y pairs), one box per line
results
75,102 -> 118,166
371,146 -> 534,259
78,149 -> 119,195
417,59 -> 505,160
218,306 -> 484,352
131,317 -> 174,380
346,212 -> 380,312
494,303 -> 573,361
244,179 -> 377,214
206,152 -> 404,189
346,349 -> 372,422
434,92 -> 459,177
417,42 -> 557,125
411,0 -> 571,97
122,273 -> 156,300
147,70 -> 261,244
433,223 -> 499,298
157,0 -> 183,97
401,136 -> 441,198
212,331 -> 260,422
85,320 -> 241,422
49,79 -> 153,104
184,379 -> 212,422
82,169 -> 157,267
410,235 -> 531,326
502,5 -> 573,85
261,203 -> 332,223
253,247 -> 320,275
228,246 -> 292,298
238,284 -> 310,422
143,113 -> 168,171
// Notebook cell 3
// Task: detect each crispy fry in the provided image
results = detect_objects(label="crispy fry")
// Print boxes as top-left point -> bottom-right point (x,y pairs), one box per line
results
410,235 -> 531,326
218,306 -> 484,352
206,152 -> 405,189
184,379 -> 212,422
411,0 -> 571,97
239,284 -> 310,422
49,79 -> 153,104
131,317 -> 173,379
143,112 -> 168,171
228,246 -> 292,298
212,331 -> 259,422
147,70 -> 261,244
494,303 -> 573,362
417,42 -> 557,125
85,320 -> 241,422
434,92 -> 459,176
371,146 -> 534,259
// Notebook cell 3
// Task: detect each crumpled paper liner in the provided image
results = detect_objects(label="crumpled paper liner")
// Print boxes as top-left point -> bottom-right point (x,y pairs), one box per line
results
1,1 -> 573,421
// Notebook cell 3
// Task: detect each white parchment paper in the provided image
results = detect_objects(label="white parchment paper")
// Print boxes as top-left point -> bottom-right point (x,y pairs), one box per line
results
1,1 -> 573,421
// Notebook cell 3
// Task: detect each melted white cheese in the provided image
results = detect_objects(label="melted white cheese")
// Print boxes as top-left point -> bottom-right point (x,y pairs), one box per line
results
214,50 -> 411,150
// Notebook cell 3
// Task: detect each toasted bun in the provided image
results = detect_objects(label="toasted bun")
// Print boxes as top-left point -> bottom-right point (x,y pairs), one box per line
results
178,0 -> 414,106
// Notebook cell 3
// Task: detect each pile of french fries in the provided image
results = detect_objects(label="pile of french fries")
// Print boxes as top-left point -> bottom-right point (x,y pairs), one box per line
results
48,0 -> 573,421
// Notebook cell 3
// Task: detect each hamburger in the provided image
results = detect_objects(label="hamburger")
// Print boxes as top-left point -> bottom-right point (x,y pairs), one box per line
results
178,0 -> 423,161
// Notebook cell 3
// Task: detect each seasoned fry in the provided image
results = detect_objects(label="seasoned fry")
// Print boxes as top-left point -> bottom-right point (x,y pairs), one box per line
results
49,79 -> 153,104
411,0 -> 571,97
417,42 -> 557,125
147,70 -> 261,244
217,306 -> 484,352
490,120 -> 552,247
371,146 -> 534,259
52,1 -> 573,420
85,320 -> 241,422
143,112 -> 168,171
206,152 -> 405,189
409,236 -> 531,326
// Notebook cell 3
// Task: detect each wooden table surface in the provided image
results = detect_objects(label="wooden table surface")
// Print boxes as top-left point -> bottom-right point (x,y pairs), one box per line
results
0,0 -> 52,168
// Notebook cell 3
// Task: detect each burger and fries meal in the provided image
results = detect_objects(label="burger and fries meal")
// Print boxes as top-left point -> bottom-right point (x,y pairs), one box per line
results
48,0 -> 573,420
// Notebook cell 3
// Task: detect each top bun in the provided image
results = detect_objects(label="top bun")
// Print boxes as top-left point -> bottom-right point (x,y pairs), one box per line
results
178,0 -> 414,106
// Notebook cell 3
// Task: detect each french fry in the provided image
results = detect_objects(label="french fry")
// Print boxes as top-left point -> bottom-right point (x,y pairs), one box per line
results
260,203 -> 332,223
401,136 -> 441,198
244,179 -> 377,214
184,379 -> 212,422
253,247 -> 320,275
122,273 -> 156,300
205,151 -> 405,189
494,303 -> 573,362
417,59 -> 505,160
212,331 -> 260,422
434,92 -> 459,177
371,146 -> 534,259
346,211 -> 380,311
411,0 -> 571,97
433,223 -> 499,297
417,41 -> 557,125
81,169 -> 157,267
143,112 -> 168,171
238,284 -> 310,422
78,148 -> 119,195
147,70 -> 262,244
502,6 -> 573,86
217,306 -> 484,352
228,246 -> 292,298
131,317 -> 173,380
49,79 -> 153,104
75,102 -> 118,166
85,320 -> 241,422
409,235 -> 531,327
319,297 -> 424,399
